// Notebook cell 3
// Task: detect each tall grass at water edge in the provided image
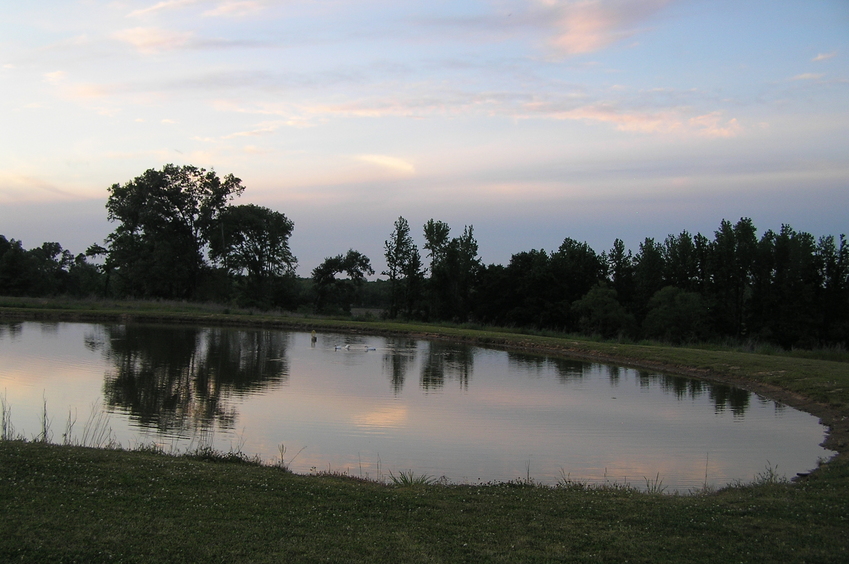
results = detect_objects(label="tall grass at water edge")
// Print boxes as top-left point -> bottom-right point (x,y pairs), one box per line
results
0,395 -> 808,495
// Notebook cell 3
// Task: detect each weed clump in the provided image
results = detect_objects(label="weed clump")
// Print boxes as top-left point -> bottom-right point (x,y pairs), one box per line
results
389,469 -> 435,487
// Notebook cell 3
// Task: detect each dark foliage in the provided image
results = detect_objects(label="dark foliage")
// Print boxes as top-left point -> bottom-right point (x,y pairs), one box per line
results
2,165 -> 846,350
312,249 -> 374,314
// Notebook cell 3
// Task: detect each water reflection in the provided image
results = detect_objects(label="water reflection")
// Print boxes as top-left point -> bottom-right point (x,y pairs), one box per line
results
0,321 -> 22,339
421,341 -> 475,391
637,371 -> 751,416
507,351 -> 753,416
86,324 -> 290,434
382,337 -> 417,394
85,324 -> 758,427
0,321 -> 833,489
508,351 -> 587,382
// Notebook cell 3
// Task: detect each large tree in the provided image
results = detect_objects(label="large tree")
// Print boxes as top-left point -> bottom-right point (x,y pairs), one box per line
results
103,164 -> 244,299
311,249 -> 374,314
425,222 -> 481,322
422,219 -> 451,275
383,216 -> 422,318
208,204 -> 296,281
707,218 -> 757,338
208,203 -> 297,307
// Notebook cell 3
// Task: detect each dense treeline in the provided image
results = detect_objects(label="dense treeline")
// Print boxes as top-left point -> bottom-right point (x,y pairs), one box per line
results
374,215 -> 849,348
472,219 -> 849,349
0,238 -> 101,298
1,165 -> 847,350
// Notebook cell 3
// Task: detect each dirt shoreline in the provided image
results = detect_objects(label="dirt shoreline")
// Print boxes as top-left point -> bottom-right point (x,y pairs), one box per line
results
2,307 -> 846,464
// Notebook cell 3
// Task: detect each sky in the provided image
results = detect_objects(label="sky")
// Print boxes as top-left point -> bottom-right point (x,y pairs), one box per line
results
1,0 -> 847,277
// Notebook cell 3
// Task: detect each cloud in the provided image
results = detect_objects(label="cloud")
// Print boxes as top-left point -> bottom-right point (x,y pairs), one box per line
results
112,27 -> 194,53
243,145 -> 271,154
0,173 -> 78,203
533,102 -> 683,133
213,85 -> 739,140
812,52 -> 837,62
203,1 -> 265,17
40,71 -> 112,101
791,73 -> 825,81
356,155 -> 416,175
688,111 -> 742,138
525,101 -> 741,137
128,0 -> 200,18
129,0 -> 266,19
543,0 -> 671,55
71,84 -> 113,100
43,71 -> 67,84
222,123 -> 280,138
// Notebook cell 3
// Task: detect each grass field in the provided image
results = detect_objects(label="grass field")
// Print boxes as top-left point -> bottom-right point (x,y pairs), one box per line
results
1,298 -> 848,562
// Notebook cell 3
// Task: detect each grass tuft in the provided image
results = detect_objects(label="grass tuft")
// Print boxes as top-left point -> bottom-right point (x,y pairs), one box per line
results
389,469 -> 435,487
184,444 -> 263,465
752,461 -> 788,486
1,390 -> 15,441
644,472 -> 668,494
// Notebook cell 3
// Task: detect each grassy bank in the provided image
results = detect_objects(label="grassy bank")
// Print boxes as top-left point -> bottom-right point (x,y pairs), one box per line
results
1,441 -> 847,563
2,298 -> 849,562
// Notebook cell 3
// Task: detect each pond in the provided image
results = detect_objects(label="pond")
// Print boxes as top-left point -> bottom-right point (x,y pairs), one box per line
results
0,320 -> 834,491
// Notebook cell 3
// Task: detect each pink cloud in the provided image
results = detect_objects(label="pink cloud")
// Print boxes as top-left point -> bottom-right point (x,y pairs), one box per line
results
543,103 -> 682,133
203,1 -> 265,17
544,0 -> 672,55
112,27 -> 194,54
128,0 -> 200,18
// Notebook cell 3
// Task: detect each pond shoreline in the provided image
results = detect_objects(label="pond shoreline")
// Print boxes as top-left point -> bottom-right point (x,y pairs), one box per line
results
4,303 -> 849,562
1,304 -> 846,464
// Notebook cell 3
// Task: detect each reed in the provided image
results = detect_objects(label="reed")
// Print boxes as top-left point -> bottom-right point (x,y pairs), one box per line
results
276,443 -> 306,471
77,402 -> 117,449
37,394 -> 51,443
0,390 -> 14,441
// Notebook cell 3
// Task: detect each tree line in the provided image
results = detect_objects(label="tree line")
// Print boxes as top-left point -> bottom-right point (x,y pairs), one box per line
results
1,164 -> 846,349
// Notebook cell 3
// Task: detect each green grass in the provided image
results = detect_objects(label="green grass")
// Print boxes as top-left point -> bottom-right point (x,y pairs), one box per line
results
1,441 -> 848,563
2,298 -> 849,562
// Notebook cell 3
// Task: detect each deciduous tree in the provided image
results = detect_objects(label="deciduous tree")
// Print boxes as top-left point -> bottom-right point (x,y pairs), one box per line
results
312,249 -> 374,313
383,217 -> 422,318
104,164 -> 244,299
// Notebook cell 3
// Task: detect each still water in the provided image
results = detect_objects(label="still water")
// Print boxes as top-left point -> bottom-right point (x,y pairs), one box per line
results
0,321 -> 834,491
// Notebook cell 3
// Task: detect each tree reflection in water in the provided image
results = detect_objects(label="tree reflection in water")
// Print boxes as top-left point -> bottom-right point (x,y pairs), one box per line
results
0,322 -> 23,339
506,351 -> 751,415
88,324 -> 290,435
382,337 -> 417,394
507,352 -> 589,382
420,341 -> 475,391
84,323 -> 754,433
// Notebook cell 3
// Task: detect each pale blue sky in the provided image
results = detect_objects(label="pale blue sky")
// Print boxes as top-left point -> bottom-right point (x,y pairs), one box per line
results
1,0 -> 847,275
